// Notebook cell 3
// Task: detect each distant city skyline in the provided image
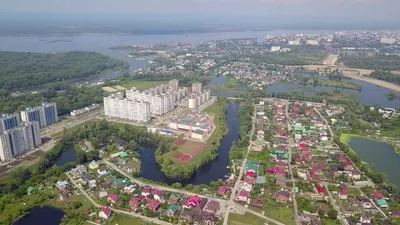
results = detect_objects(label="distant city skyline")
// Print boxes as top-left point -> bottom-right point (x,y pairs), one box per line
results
1,0 -> 399,23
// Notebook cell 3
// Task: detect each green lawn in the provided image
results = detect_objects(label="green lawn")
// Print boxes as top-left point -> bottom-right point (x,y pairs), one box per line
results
228,212 -> 267,225
120,80 -> 168,90
111,214 -> 157,225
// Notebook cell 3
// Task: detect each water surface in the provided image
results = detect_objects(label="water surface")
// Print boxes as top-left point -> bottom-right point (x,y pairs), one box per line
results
13,206 -> 65,225
348,137 -> 400,187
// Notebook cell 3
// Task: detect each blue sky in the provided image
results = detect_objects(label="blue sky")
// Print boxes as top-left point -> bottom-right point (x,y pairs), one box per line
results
1,0 -> 398,22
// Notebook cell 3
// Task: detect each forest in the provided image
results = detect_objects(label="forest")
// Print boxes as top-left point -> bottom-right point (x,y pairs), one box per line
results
0,84 -> 106,116
341,54 -> 400,71
0,51 -> 128,90
370,70 -> 400,85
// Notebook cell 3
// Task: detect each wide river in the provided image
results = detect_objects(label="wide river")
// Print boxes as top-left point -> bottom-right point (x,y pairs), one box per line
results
348,137 -> 400,187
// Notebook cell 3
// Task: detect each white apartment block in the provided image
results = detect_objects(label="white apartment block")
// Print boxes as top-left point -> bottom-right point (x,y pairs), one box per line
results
104,95 -> 151,123
188,90 -> 211,109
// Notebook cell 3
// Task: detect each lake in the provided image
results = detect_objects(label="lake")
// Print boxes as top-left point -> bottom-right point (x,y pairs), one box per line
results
348,137 -> 400,187
55,146 -> 77,166
139,102 -> 240,185
13,206 -> 65,225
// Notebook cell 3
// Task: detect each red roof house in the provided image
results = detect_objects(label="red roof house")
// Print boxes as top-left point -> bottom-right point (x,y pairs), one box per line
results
373,192 -> 384,200
129,197 -> 141,209
246,171 -> 257,178
317,186 -> 324,195
107,193 -> 120,204
218,186 -> 228,196
183,195 -> 201,208
146,199 -> 161,212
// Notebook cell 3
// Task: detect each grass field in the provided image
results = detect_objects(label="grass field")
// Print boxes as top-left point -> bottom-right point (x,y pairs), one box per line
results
120,80 -> 169,90
176,140 -> 205,155
228,212 -> 267,225
110,214 -> 157,225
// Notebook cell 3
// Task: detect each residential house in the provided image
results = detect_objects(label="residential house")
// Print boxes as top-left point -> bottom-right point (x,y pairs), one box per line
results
196,198 -> 208,210
238,191 -> 250,202
59,189 -> 71,200
300,213 -> 321,225
373,192 -> 384,200
391,210 -> 400,218
89,160 -> 99,169
99,207 -> 112,219
124,163 -> 135,173
146,199 -> 161,212
167,204 -> 179,217
274,191 -> 292,203
317,203 -> 329,217
169,194 -> 180,204
249,195 -> 263,208
256,176 -> 266,184
376,199 -> 388,208
107,193 -> 120,204
141,187 -> 151,198
317,186 -> 325,195
339,184 -> 348,199
244,176 -> 255,185
99,191 -> 108,199
56,180 -> 69,190
194,211 -> 205,225
218,186 -> 228,196
204,213 -> 218,225
153,189 -> 163,202
183,195 -> 201,209
204,200 -> 220,214
360,214 -> 371,223
97,167 -> 108,176
129,197 -> 141,210
344,161 -> 353,170
101,184 -> 110,191
351,170 -> 361,180
180,210 -> 195,223
275,175 -> 286,187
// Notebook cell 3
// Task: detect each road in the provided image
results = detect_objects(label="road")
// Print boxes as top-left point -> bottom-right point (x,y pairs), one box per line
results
357,188 -> 388,219
314,107 -> 334,141
66,172 -> 172,225
324,184 -> 349,225
285,103 -> 300,225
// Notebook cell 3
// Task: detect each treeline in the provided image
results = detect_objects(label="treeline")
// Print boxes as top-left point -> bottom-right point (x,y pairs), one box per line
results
125,72 -> 212,87
230,99 -> 254,160
0,51 -> 128,90
0,84 -> 106,116
341,54 -> 400,71
156,96 -> 229,179
333,136 -> 398,195
370,70 -> 400,85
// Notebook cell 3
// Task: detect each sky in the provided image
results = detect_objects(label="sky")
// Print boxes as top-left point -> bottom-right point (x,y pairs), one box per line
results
1,0 -> 399,24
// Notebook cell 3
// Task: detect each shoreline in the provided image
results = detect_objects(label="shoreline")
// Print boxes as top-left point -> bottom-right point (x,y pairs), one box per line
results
341,133 -> 400,154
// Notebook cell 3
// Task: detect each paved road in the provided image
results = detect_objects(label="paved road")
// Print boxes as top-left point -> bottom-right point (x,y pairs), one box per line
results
314,107 -> 334,141
285,103 -> 300,225
324,184 -> 349,225
66,172 -> 172,225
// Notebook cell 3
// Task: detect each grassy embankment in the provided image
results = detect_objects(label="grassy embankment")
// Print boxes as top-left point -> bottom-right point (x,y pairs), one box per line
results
228,212 -> 268,225
208,77 -> 247,94
341,133 -> 400,154
307,79 -> 362,91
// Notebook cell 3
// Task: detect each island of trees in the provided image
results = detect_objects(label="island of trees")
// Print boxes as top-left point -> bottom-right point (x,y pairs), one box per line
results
0,51 -> 128,90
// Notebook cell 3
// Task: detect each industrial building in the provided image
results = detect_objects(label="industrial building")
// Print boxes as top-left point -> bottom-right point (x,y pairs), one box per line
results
21,102 -> 58,128
70,104 -> 100,117
188,90 -> 211,109
0,113 -> 20,133
104,94 -> 151,123
169,113 -> 213,140
0,121 -> 41,162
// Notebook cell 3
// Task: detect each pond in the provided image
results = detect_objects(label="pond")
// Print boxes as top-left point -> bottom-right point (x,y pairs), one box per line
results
13,206 -> 65,225
55,146 -> 77,166
139,102 -> 241,185
348,137 -> 400,187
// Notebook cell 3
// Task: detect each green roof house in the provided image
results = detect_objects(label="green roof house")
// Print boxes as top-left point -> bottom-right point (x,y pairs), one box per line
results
283,153 -> 289,159
246,164 -> 260,173
27,186 -> 37,194
376,199 -> 388,208
119,152 -> 128,158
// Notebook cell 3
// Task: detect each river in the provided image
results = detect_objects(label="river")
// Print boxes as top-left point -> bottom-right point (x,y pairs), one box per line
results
139,102 -> 240,185
13,206 -> 65,225
348,137 -> 400,187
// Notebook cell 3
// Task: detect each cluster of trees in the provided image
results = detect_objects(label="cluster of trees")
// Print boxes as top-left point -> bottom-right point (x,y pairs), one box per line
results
370,70 -> 400,85
341,54 -> 400,71
230,99 -> 253,160
128,51 -> 157,58
0,51 -> 128,90
0,84 -> 106,115
297,197 -> 338,220
156,96 -> 229,179
272,92 -> 325,103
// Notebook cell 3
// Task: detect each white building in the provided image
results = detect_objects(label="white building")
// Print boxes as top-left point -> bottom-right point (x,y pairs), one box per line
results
188,90 -> 211,109
192,82 -> 203,95
271,46 -> 281,52
0,122 -> 41,162
104,94 -> 151,123
20,102 -> 58,128
288,40 -> 301,45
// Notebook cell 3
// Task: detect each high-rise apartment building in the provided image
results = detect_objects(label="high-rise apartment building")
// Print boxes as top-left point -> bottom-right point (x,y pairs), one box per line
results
192,82 -> 202,95
0,113 -> 20,132
169,79 -> 179,91
104,94 -> 151,123
0,122 -> 41,162
21,102 -> 58,127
